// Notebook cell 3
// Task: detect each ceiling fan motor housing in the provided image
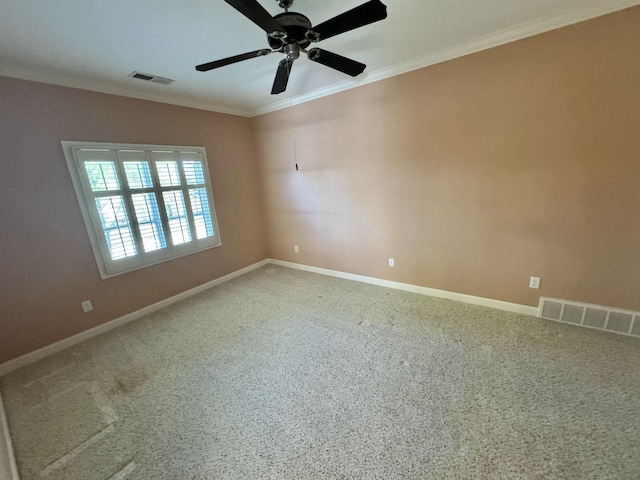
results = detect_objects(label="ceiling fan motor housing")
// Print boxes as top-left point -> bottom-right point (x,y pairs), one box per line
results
268,12 -> 312,49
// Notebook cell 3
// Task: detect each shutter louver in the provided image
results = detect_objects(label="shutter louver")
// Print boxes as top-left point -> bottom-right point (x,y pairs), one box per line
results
64,142 -> 221,278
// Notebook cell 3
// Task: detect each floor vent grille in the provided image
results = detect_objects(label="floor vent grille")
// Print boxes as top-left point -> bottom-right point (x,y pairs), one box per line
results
539,297 -> 640,337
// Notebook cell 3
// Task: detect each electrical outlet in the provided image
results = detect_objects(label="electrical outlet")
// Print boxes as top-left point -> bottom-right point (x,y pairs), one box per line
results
389,258 -> 395,267
81,300 -> 93,312
529,277 -> 541,289
294,245 -> 299,253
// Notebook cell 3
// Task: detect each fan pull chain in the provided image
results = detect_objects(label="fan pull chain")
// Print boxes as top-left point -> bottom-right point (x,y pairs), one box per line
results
287,60 -> 300,172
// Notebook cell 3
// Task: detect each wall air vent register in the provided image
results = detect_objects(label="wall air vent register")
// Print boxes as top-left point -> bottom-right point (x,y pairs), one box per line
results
539,297 -> 640,337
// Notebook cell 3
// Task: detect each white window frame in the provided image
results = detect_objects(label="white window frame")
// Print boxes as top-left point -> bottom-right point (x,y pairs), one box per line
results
62,141 -> 222,279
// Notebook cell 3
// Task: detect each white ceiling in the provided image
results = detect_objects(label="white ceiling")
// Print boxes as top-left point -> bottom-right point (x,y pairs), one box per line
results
1,0 -> 638,117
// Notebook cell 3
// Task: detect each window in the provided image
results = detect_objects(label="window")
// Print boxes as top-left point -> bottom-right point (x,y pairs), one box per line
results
62,142 -> 221,278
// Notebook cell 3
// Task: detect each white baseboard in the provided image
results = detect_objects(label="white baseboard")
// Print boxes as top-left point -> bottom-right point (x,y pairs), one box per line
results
0,259 -> 268,377
268,259 -> 539,317
0,390 -> 19,480
0,256 -> 537,378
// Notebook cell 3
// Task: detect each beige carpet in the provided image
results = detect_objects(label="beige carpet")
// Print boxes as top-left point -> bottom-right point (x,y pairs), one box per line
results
2,265 -> 639,479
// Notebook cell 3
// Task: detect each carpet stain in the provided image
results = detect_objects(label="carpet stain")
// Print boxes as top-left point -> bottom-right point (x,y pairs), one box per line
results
108,369 -> 149,396
357,318 -> 371,327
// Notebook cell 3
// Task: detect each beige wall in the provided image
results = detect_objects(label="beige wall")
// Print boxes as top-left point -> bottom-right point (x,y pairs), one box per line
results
0,77 -> 267,364
254,7 -> 640,311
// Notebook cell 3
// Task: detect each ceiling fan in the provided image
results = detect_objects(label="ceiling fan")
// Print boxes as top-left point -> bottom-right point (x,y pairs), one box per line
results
196,0 -> 388,94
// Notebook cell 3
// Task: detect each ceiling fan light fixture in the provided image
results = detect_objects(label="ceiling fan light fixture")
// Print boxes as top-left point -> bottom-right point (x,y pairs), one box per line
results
284,44 -> 300,61
195,0 -> 388,94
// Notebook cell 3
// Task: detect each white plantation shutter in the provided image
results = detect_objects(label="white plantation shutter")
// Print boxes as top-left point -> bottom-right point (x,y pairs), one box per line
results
63,142 -> 221,278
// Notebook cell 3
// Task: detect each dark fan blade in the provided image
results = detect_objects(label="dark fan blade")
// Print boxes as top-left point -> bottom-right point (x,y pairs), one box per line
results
307,48 -> 366,77
196,49 -> 272,72
310,0 -> 387,42
272,58 -> 293,94
224,0 -> 286,37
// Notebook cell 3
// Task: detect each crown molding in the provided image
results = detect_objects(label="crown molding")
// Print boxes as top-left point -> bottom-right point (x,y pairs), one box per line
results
0,64 -> 254,118
252,0 -> 640,116
1,0 -> 638,118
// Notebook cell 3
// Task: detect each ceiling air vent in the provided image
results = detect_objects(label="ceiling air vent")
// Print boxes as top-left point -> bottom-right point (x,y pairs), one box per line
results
129,71 -> 174,86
